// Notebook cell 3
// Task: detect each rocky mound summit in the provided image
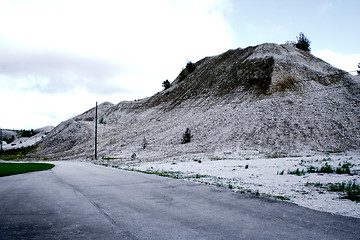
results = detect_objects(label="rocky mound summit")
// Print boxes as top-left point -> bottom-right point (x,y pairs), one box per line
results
38,43 -> 360,160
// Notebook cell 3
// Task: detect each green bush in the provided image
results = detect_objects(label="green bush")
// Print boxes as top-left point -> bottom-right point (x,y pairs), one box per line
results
181,128 -> 192,144
295,32 -> 311,52
178,61 -> 196,82
3,135 -> 15,144
18,129 -> 36,138
329,181 -> 360,202
162,79 -> 171,90
288,168 -> 306,176
186,61 -> 196,73
319,162 -> 334,173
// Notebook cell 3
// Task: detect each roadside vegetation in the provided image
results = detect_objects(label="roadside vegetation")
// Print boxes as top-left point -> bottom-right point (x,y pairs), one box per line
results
0,162 -> 54,177
0,145 -> 39,160
284,161 -> 355,176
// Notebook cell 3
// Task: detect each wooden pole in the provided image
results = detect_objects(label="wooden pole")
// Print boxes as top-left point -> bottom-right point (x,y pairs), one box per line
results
95,101 -> 98,160
0,128 -> 3,152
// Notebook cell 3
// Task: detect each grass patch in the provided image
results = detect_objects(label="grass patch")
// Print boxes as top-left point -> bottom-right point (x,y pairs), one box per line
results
288,168 -> 306,176
101,156 -> 121,160
325,150 -> 343,155
307,162 -> 353,175
267,152 -> 287,158
335,162 -> 352,174
0,162 -> 55,177
137,170 -> 182,179
328,181 -> 360,202
0,145 -> 39,160
318,162 -> 334,173
274,195 -> 290,201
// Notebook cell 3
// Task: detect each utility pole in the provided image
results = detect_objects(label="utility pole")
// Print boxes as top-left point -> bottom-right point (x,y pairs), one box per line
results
94,102 -> 98,160
0,127 -> 3,152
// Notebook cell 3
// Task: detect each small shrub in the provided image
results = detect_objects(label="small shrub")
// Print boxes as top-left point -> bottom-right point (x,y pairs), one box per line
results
319,162 -> 334,173
181,128 -> 192,144
307,166 -> 317,173
178,61 -> 196,82
245,164 -> 249,169
267,152 -> 287,158
186,61 -> 196,73
275,196 -> 290,201
142,137 -> 148,150
131,153 -> 137,161
99,117 -> 106,124
288,168 -> 306,176
178,69 -> 187,82
335,162 -> 352,174
228,184 -> 233,189
162,79 -> 171,90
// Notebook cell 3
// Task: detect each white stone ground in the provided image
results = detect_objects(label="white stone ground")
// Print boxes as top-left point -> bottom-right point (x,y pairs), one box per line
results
96,151 -> 360,219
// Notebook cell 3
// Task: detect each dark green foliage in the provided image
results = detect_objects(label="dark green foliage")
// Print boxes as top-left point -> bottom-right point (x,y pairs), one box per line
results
319,162 -> 334,173
357,63 -> 360,75
307,162 -> 353,175
295,32 -> 311,52
329,181 -> 360,202
178,61 -> 196,82
275,196 -> 290,200
178,69 -> 187,82
307,166 -> 317,173
181,128 -> 192,144
142,137 -> 148,150
3,135 -> 15,144
0,163 -> 54,177
162,79 -> 171,90
288,168 -> 306,176
99,117 -> 106,124
18,129 -> 36,138
335,162 -> 352,174
0,145 -> 38,160
186,61 -> 196,73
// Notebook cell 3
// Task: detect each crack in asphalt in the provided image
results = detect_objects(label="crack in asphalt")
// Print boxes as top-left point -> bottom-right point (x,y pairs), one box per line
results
51,168 -> 139,239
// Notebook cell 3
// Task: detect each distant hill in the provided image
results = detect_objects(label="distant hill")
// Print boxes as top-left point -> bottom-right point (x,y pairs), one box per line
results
38,43 -> 360,160
2,126 -> 53,150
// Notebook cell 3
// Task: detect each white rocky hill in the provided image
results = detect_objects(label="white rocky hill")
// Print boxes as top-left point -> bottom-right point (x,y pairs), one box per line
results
38,43 -> 360,160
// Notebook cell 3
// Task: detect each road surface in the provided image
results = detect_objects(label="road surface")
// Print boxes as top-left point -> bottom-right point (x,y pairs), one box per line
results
0,161 -> 359,239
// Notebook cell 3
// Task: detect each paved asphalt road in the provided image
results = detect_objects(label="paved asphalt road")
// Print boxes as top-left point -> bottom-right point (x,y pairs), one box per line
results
0,161 -> 359,240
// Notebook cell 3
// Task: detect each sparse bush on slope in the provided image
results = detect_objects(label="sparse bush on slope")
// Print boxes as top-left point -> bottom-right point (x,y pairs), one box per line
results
178,61 -> 196,82
181,128 -> 192,144
162,80 -> 171,90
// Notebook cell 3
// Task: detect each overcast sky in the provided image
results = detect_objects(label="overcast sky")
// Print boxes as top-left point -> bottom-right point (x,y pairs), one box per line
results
0,0 -> 359,129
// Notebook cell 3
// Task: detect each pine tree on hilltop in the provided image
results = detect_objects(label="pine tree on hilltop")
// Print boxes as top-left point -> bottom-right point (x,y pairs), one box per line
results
295,32 -> 311,52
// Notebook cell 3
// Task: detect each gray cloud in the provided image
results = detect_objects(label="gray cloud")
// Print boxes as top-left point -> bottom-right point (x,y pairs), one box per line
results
0,42 -> 129,95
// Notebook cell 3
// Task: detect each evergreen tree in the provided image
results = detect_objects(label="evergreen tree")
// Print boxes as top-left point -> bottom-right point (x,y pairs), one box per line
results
181,128 -> 193,144
295,32 -> 311,52
162,80 -> 171,90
